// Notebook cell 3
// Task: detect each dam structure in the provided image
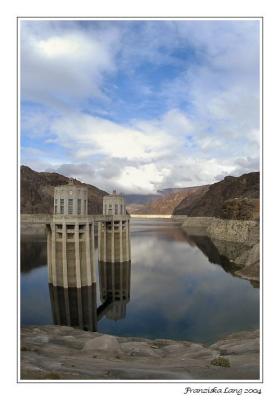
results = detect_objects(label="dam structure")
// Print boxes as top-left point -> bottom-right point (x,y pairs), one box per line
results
45,182 -> 132,329
46,180 -> 97,331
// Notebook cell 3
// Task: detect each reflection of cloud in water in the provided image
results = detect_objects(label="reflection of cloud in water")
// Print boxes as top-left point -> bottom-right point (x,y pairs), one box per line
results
132,236 -> 221,278
21,220 -> 259,343
129,233 -> 259,343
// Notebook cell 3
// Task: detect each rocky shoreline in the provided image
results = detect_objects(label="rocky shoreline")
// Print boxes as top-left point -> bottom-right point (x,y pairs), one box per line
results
174,216 -> 260,283
21,325 -> 259,380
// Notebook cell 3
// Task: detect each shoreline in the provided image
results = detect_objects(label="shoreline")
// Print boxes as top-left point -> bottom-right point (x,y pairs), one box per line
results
20,215 -> 260,283
21,325 -> 259,380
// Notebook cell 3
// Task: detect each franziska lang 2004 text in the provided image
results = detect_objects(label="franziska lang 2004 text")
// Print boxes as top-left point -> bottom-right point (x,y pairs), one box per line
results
183,387 -> 262,395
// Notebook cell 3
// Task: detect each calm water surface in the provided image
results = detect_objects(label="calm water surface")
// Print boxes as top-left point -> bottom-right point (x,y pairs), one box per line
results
21,219 -> 259,344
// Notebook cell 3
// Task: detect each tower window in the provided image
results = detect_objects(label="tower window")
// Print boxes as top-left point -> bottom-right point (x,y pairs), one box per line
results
115,204 -> 118,214
84,199 -> 87,213
60,199 -> 64,214
68,199 -> 73,214
120,204 -> 123,214
77,199 -> 81,214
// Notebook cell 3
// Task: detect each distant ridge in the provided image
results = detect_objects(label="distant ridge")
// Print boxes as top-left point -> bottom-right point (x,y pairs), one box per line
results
131,185 -> 209,215
20,166 -> 260,220
20,165 -> 107,214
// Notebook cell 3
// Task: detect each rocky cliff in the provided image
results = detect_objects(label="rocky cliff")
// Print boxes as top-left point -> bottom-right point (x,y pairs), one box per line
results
180,217 -> 260,282
176,172 -> 261,282
21,165 -> 107,214
174,172 -> 260,220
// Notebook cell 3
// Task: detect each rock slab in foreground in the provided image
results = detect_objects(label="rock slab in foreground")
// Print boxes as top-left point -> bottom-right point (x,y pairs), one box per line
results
21,326 -> 259,380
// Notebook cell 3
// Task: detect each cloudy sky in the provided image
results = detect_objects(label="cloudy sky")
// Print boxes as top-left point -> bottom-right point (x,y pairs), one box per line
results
20,19 -> 260,194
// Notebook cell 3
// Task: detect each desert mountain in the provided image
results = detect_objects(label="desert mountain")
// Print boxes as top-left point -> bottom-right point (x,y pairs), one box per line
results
174,172 -> 260,220
131,186 -> 209,215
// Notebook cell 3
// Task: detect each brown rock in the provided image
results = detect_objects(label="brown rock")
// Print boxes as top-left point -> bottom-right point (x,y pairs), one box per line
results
174,172 -> 260,220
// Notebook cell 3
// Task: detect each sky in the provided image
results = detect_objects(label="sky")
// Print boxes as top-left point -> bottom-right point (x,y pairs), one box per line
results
20,19 -> 260,194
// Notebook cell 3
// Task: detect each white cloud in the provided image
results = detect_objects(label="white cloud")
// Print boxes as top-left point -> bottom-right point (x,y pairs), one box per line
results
21,20 -> 260,193
21,22 -> 119,105
51,109 -> 191,163
22,104 -> 256,192
115,164 -> 171,193
20,146 -> 68,172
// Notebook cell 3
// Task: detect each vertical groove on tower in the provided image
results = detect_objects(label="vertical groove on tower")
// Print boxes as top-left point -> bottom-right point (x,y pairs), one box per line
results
85,222 -> 92,286
74,222 -> 81,288
51,223 -> 57,286
62,223 -> 68,289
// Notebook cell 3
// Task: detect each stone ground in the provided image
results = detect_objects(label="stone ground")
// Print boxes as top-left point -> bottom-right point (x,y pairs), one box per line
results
21,326 -> 259,381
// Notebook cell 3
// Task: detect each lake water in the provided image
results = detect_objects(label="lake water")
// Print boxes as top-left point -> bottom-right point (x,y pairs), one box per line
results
21,219 -> 259,344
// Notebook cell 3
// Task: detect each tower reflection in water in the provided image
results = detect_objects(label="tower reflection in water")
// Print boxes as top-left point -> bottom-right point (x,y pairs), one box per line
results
46,183 -> 131,331
98,261 -> 131,321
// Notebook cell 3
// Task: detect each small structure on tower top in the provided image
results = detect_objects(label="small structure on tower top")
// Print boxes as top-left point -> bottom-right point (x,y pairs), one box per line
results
54,180 -> 88,216
103,190 -> 126,216
99,189 -> 130,264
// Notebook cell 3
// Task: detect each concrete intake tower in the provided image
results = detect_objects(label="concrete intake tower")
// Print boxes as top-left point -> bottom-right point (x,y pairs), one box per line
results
98,190 -> 131,263
46,179 -> 95,288
46,180 -> 97,331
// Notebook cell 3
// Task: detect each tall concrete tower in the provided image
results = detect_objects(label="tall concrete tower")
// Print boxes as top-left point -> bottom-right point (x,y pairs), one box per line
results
98,190 -> 130,263
46,179 -> 97,331
47,179 -> 95,288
